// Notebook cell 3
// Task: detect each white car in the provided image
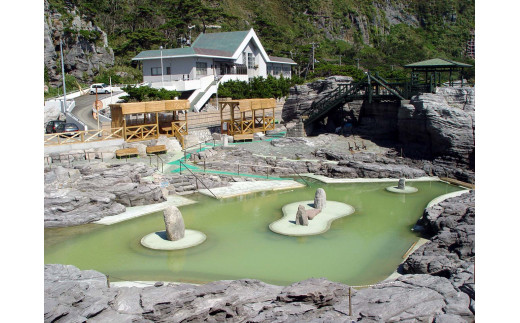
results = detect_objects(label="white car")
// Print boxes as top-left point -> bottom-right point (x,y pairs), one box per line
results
89,83 -> 112,94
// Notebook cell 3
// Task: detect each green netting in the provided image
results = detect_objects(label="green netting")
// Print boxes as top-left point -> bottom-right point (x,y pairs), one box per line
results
167,131 -> 289,180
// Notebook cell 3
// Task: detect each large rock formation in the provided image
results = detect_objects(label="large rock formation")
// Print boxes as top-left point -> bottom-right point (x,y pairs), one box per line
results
403,191 -> 475,311
44,0 -> 114,84
314,188 -> 326,209
403,191 -> 475,278
163,206 -> 185,241
44,264 -> 474,322
44,162 -> 166,227
295,205 -> 309,226
282,77 -> 475,171
282,76 -> 354,124
398,87 -> 475,166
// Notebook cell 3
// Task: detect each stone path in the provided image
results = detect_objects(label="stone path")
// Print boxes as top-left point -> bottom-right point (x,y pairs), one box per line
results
198,180 -> 305,199
94,195 -> 196,225
304,174 -> 440,183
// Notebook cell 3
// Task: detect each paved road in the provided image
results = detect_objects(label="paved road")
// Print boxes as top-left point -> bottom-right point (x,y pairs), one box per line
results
71,91 -> 123,130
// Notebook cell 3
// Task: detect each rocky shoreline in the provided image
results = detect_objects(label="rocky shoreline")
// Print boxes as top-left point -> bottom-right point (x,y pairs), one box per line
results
45,191 -> 475,322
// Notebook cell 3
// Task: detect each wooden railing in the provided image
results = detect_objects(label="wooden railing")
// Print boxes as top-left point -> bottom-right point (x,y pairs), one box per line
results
124,124 -> 158,142
172,120 -> 188,135
44,128 -> 124,146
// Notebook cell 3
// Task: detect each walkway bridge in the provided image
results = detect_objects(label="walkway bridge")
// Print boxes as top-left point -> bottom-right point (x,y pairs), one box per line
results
301,72 -> 434,125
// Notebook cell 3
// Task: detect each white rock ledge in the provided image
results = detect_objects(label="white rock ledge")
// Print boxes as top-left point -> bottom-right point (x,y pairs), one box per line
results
269,200 -> 355,236
385,186 -> 418,194
141,229 -> 206,250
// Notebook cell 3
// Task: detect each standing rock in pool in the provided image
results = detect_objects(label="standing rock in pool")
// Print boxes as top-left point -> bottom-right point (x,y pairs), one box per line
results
163,206 -> 185,241
398,178 -> 406,189
295,205 -> 309,226
314,188 -> 326,210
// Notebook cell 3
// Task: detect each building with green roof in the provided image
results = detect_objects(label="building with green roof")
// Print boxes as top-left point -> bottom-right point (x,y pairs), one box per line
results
132,29 -> 296,111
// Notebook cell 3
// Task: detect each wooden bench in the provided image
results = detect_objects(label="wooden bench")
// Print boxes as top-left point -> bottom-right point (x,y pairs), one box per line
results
146,145 -> 167,155
233,133 -> 254,142
116,148 -> 139,159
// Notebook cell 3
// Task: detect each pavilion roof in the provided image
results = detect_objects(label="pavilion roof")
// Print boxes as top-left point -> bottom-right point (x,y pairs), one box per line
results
404,58 -> 473,68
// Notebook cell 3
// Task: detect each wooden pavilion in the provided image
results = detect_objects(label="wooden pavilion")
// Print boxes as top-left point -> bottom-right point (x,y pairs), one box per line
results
109,99 -> 190,147
219,98 -> 276,139
404,58 -> 473,88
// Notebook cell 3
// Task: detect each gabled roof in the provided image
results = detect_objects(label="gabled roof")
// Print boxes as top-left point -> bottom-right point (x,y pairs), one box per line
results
191,30 -> 250,57
132,29 -> 296,65
404,58 -> 473,68
269,55 -> 297,65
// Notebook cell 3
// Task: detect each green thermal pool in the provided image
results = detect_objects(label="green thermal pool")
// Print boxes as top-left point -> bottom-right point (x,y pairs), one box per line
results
44,180 -> 464,286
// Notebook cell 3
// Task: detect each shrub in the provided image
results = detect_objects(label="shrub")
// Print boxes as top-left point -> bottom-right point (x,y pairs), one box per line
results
120,85 -> 180,102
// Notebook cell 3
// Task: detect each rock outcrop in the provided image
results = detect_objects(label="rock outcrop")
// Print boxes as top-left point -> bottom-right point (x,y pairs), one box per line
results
44,0 -> 114,83
295,205 -> 309,226
403,191 -> 475,310
398,88 -> 475,166
314,188 -> 326,209
163,206 -> 185,241
44,264 -> 474,322
44,162 -> 166,227
282,76 -> 475,172
282,76 -> 354,123
403,191 -> 475,278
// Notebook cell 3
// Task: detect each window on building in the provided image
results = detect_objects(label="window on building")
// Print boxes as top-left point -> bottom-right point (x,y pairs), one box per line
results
247,53 -> 254,69
151,67 -> 161,76
196,62 -> 207,76
166,66 -> 171,75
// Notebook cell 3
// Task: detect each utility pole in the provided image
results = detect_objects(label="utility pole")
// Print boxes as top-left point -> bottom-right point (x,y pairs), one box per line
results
355,58 -> 360,69
339,53 -> 342,66
310,43 -> 318,71
160,46 -> 164,87
59,39 -> 67,114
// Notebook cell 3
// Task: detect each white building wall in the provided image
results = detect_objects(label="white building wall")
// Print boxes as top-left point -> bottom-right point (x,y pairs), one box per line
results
143,57 -> 214,83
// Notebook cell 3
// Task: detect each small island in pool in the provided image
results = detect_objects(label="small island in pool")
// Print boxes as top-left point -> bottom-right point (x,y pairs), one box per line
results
269,188 -> 355,236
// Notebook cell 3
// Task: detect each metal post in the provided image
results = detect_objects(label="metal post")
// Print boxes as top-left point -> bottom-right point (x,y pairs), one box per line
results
59,39 -> 67,114
160,46 -> 164,88
348,287 -> 352,316
109,76 -> 113,104
107,275 -> 110,288
237,164 -> 240,175
96,87 -> 100,132
204,160 -> 206,172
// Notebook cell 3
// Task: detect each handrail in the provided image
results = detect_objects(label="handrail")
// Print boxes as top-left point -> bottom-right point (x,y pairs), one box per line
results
148,154 -> 164,172
44,127 -> 124,146
178,160 -> 218,199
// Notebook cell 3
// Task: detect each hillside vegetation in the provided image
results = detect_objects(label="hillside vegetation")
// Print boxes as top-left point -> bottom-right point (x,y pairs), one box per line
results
45,0 -> 474,84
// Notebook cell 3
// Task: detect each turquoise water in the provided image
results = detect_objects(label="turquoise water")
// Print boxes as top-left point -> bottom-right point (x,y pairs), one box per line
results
44,180 -> 463,286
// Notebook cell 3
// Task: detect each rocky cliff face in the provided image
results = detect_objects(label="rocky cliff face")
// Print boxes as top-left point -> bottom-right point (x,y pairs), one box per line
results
44,0 -> 114,84
398,87 -> 475,167
282,76 -> 354,123
44,162 -> 165,227
282,78 -> 475,170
